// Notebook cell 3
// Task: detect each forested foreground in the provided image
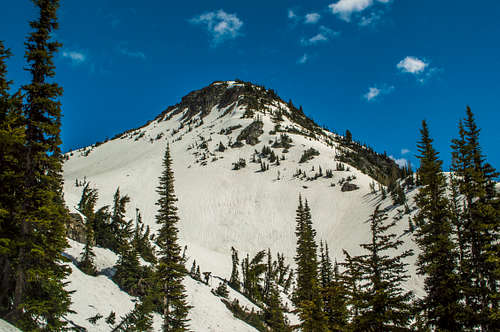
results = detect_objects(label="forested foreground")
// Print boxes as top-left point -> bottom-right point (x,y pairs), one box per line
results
1,1 -> 499,331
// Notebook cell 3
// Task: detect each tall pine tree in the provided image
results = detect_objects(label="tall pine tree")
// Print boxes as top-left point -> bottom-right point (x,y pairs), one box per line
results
293,197 -> 328,332
153,145 -> 191,331
450,108 -> 500,330
3,1 -> 72,329
347,205 -> 414,331
0,41 -> 24,317
414,120 -> 461,331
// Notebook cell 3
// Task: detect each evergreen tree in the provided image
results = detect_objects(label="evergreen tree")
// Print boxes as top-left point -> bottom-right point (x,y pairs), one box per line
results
414,120 -> 461,331
78,225 -> 97,276
347,205 -> 414,331
0,41 -> 24,317
451,108 -> 500,330
3,1 -> 72,329
77,183 -> 98,275
114,239 -> 144,296
229,246 -> 241,291
110,188 -> 133,253
263,281 -> 291,332
153,145 -> 191,331
112,300 -> 154,332
293,197 -> 328,332
320,243 -> 348,332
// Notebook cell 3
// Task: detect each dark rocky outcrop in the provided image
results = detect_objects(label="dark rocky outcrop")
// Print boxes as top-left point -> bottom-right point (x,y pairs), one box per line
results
66,213 -> 87,244
341,182 -> 359,192
236,120 -> 264,146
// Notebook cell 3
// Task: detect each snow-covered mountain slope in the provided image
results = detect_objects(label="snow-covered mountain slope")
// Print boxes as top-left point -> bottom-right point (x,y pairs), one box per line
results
62,80 -> 424,330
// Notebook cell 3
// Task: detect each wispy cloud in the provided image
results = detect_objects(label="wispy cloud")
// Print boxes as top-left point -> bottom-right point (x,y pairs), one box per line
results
363,85 -> 394,101
297,53 -> 309,64
358,11 -> 383,27
305,13 -> 321,24
288,9 -> 297,19
329,0 -> 391,22
397,56 -> 428,74
390,156 -> 408,168
62,50 -> 87,65
118,46 -> 146,60
190,9 -> 243,46
401,148 -> 410,155
301,26 -> 340,46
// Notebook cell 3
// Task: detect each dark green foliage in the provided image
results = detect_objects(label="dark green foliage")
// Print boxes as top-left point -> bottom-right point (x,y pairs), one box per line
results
293,197 -> 328,332
87,313 -> 103,325
450,108 -> 500,330
337,141 -> 404,185
414,120 -> 462,331
241,250 -> 267,302
214,281 -> 229,298
232,158 -> 246,170
320,242 -> 348,331
106,311 -> 116,326
221,298 -> 268,332
299,148 -> 320,163
152,145 -> 191,331
0,41 -> 25,318
263,282 -> 291,332
77,184 -> 98,275
112,300 -> 154,332
229,247 -> 241,291
344,206 -> 414,331
345,129 -> 352,143
110,188 -> 133,253
132,212 -> 156,264
0,1 -> 73,329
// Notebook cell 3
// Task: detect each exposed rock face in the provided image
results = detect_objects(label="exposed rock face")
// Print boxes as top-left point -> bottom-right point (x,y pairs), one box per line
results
236,120 -> 264,146
341,182 -> 359,192
66,213 -> 87,244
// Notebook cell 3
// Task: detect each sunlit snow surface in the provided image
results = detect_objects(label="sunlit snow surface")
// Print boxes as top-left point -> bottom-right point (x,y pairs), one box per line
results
62,84 -> 424,330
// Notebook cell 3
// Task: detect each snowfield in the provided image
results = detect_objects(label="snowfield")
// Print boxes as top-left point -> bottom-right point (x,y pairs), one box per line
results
61,81 -> 424,330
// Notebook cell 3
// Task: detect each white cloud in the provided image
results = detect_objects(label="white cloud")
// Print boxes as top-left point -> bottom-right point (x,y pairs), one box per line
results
363,85 -> 394,101
190,9 -> 243,45
288,9 -> 297,19
301,26 -> 340,45
329,0 -> 373,21
119,47 -> 146,60
62,50 -> 86,65
297,53 -> 309,64
329,0 -> 391,22
390,156 -> 408,168
305,13 -> 321,24
397,56 -> 428,74
401,148 -> 410,155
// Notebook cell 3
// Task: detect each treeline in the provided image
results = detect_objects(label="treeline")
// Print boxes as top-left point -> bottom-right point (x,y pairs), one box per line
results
292,107 -> 499,331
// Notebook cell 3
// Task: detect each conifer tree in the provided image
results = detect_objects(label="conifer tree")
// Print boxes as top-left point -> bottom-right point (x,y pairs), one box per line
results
450,108 -> 500,330
229,246 -> 241,290
320,243 -> 348,331
0,41 -> 24,317
347,205 -> 414,331
153,145 -> 190,331
110,188 -> 133,252
414,120 -> 461,331
77,183 -> 98,275
4,1 -> 72,329
293,197 -> 328,331
263,281 -> 291,332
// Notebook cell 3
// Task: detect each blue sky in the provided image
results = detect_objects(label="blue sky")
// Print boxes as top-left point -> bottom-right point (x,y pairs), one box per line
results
1,0 -> 500,170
